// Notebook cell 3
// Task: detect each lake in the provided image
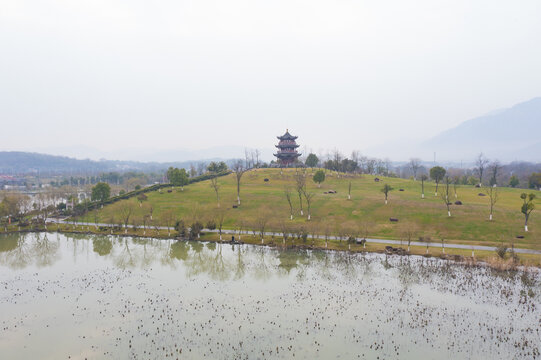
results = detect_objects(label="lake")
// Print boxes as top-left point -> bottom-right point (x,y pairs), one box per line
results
0,232 -> 539,359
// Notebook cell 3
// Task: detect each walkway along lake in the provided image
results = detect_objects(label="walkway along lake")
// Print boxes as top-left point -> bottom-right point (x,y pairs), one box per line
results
0,232 -> 540,359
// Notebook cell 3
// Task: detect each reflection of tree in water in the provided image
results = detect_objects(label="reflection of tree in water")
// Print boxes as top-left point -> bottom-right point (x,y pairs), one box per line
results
0,233 -> 32,269
170,241 -> 190,261
277,249 -> 310,278
253,247 -> 271,281
92,236 -> 113,256
186,241 -> 208,277
0,234 -> 18,253
114,237 -> 137,269
396,257 -> 420,291
233,245 -> 246,280
333,251 -> 358,280
311,250 -> 334,281
206,242 -> 216,251
33,233 -> 60,267
208,243 -> 230,281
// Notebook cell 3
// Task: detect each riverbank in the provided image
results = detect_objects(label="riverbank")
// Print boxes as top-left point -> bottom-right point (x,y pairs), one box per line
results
2,222 -> 540,269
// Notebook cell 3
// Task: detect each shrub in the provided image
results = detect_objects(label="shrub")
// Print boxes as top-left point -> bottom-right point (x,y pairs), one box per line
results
495,245 -> 507,259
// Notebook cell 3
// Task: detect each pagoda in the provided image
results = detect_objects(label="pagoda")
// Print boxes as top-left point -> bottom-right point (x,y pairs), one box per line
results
274,129 -> 301,166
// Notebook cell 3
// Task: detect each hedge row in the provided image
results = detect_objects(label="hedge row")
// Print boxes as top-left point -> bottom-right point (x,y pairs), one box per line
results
77,170 -> 231,213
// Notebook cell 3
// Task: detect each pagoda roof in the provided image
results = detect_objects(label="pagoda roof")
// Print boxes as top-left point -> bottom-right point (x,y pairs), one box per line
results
274,152 -> 302,158
277,129 -> 298,141
275,143 -> 300,149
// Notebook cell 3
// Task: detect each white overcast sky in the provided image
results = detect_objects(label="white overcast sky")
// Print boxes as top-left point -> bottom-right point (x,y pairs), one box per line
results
1,0 -> 540,160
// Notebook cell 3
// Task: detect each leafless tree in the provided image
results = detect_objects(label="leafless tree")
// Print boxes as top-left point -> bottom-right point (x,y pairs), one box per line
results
323,222 -> 331,248
284,186 -> 294,220
118,202 -> 134,233
255,212 -> 269,243
420,174 -> 428,199
142,214 -> 150,235
255,149 -> 261,168
475,152 -> 489,186
162,210 -> 175,236
295,173 -> 306,215
408,158 -> 421,180
197,162 -> 206,176
401,223 -> 418,251
488,160 -> 501,186
210,177 -> 220,207
484,185 -> 499,221
279,220 -> 290,244
189,164 -> 197,177
301,188 -> 315,220
232,160 -> 246,205
215,209 -> 226,241
237,219 -> 245,241
440,176 -> 452,217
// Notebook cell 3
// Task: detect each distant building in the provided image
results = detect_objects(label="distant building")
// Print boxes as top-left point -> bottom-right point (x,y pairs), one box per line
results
274,130 -> 302,166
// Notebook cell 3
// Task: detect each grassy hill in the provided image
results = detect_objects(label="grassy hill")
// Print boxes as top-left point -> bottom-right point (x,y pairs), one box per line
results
80,168 -> 541,250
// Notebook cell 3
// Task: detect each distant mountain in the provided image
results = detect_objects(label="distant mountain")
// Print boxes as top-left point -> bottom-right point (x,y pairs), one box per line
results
421,97 -> 541,162
29,145 -> 275,163
0,152 -> 232,175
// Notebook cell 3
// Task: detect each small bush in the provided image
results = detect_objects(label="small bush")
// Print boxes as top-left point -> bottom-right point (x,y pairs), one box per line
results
495,245 -> 507,259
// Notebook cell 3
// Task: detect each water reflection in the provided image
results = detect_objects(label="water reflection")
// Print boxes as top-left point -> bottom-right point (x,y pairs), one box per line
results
0,233 -> 540,359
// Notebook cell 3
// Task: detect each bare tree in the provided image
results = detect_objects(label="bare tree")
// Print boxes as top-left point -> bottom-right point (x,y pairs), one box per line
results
440,176 -> 452,217
301,188 -> 315,220
162,210 -> 175,236
142,214 -> 150,235
210,177 -> 220,207
279,220 -> 290,244
484,185 -> 499,221
348,181 -> 352,200
216,209 -> 226,241
475,153 -> 489,186
321,222 -> 332,248
452,176 -> 460,199
358,221 -> 372,249
237,219 -> 245,241
118,202 -> 134,234
488,160 -> 501,186
284,186 -> 294,220
256,212 -> 269,244
295,173 -> 306,215
408,158 -> 421,180
255,149 -> 261,168
197,162 -> 206,176
401,223 -> 418,252
420,174 -> 428,199
232,160 -> 246,206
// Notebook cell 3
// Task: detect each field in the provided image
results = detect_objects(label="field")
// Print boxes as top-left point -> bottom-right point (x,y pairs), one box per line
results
80,168 -> 541,250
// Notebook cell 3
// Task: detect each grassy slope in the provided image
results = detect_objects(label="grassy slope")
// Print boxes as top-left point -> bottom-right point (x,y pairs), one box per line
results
80,168 -> 541,250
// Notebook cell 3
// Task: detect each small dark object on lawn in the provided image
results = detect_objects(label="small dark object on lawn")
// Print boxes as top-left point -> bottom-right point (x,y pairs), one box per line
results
475,184 -> 481,188
232,205 -> 238,209
455,201 -> 463,205
167,189 -> 172,193
374,178 -> 380,182
478,193 -> 486,196
399,189 -> 404,191
328,190 -> 337,194
264,178 -> 269,182
516,235 -> 525,239
389,218 -> 399,222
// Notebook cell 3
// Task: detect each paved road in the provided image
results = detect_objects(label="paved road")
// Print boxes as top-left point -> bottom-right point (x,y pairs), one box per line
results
48,218 -> 541,255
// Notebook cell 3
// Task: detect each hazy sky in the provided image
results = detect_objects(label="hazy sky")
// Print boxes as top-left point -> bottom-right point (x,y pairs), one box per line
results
1,0 -> 540,160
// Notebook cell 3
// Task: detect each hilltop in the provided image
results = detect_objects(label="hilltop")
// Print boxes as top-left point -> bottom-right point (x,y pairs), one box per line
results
81,168 -> 541,250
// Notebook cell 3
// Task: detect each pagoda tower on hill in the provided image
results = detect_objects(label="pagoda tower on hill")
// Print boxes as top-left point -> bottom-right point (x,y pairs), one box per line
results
274,129 -> 301,166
